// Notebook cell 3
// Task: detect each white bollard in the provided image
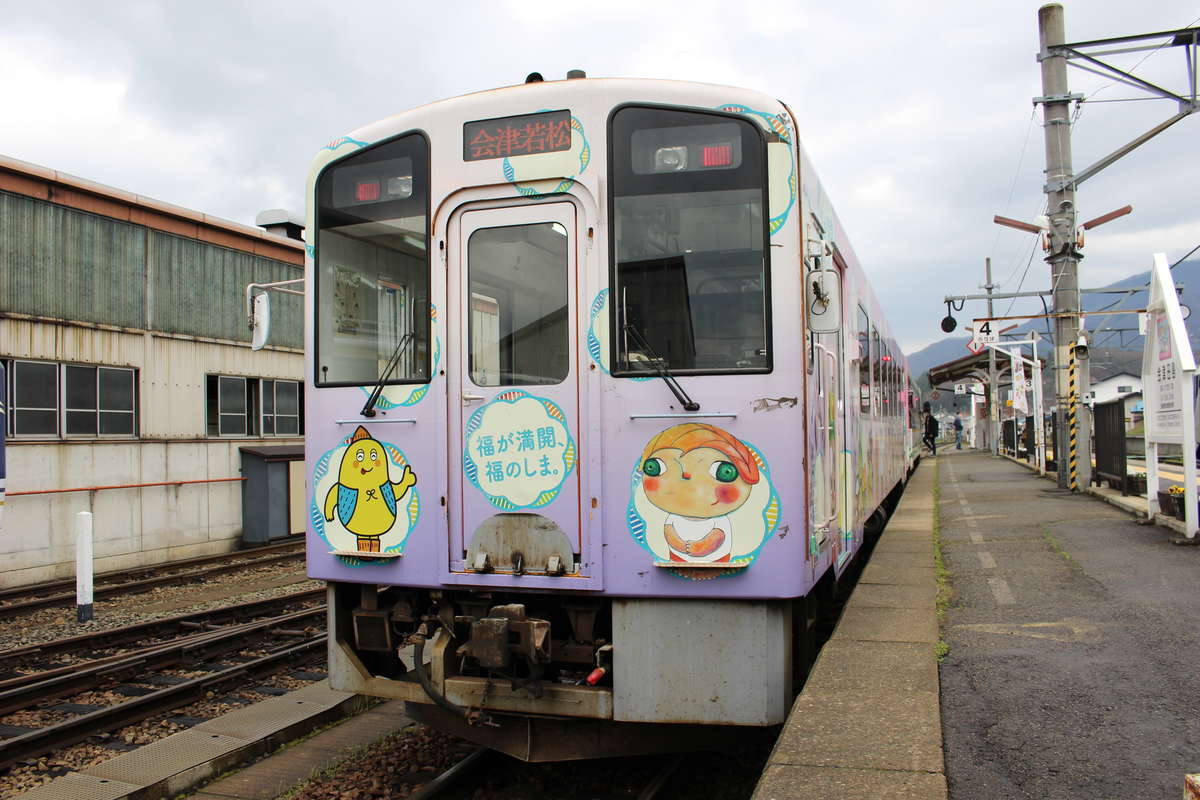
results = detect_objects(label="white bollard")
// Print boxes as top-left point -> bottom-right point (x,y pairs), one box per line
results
75,511 -> 94,623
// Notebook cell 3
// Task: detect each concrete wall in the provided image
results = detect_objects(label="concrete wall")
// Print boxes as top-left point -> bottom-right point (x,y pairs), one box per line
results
1,319 -> 303,587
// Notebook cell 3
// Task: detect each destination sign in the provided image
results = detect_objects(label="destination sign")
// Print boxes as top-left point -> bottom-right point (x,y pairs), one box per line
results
464,110 -> 571,161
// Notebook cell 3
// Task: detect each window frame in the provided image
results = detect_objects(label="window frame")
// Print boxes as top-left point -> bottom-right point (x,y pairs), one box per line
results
312,128 -> 433,389
466,221 -> 571,388
857,306 -> 870,414
606,102 -> 774,378
871,326 -> 881,417
4,359 -> 138,439
262,378 -> 303,437
206,374 -> 304,438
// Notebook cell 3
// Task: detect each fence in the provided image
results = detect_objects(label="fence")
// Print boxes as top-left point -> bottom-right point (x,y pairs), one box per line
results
1093,398 -> 1132,494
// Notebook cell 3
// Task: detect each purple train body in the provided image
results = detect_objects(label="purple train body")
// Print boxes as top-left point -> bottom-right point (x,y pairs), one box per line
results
304,77 -> 918,760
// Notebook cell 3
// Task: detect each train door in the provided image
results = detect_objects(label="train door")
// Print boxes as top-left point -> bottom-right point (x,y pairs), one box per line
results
809,268 -> 848,566
446,202 -> 591,587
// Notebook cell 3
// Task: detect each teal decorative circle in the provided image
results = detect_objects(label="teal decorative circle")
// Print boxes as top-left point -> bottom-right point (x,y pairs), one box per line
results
626,438 -> 780,580
716,103 -> 796,236
502,114 -> 591,198
463,390 -> 577,510
310,437 -> 420,567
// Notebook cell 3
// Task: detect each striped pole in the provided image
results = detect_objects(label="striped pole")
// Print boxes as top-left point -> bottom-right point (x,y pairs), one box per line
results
1068,346 -> 1078,491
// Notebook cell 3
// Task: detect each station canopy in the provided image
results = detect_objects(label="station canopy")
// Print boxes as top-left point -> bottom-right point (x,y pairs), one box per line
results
925,349 -> 1045,392
926,351 -> 1005,389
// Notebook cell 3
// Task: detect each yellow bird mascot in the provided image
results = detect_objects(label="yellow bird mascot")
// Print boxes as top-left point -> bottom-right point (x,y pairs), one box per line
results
323,426 -> 417,552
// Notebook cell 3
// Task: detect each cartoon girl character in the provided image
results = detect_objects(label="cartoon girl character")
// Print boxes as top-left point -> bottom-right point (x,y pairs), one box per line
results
640,423 -> 760,563
323,425 -> 417,553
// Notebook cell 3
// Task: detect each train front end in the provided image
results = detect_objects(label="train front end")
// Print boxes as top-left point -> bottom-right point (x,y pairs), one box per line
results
304,77 -> 818,760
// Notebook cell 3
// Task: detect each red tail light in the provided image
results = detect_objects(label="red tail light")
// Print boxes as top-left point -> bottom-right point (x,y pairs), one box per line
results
702,144 -> 733,167
356,180 -> 381,202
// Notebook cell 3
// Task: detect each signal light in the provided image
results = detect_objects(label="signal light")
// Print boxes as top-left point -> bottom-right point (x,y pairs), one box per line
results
356,180 -> 381,202
703,144 -> 733,167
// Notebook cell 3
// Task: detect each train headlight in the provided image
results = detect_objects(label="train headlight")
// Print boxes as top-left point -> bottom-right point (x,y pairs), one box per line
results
386,175 -> 413,199
654,146 -> 688,172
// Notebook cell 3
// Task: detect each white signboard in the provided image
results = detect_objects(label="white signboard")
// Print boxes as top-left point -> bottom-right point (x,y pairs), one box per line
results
1011,353 -> 1029,415
1142,257 -> 1195,445
955,384 -> 966,395
1141,252 -> 1196,537
972,319 -> 999,344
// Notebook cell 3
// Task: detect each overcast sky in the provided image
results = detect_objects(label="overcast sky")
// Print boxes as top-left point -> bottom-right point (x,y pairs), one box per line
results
2,1 -> 1197,352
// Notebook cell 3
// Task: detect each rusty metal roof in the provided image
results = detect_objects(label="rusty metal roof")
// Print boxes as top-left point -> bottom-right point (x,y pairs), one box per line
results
0,153 -> 303,266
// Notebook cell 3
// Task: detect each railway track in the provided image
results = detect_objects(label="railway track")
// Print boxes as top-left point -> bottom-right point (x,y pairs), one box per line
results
295,740 -> 693,800
0,540 -> 306,620
0,587 -> 323,671
0,598 -> 327,772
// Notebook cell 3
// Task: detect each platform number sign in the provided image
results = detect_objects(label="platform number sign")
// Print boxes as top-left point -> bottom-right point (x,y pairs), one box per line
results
973,319 -> 998,344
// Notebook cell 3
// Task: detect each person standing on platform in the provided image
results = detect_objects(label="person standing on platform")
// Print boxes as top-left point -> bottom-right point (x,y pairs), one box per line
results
954,413 -> 963,450
922,402 -> 938,456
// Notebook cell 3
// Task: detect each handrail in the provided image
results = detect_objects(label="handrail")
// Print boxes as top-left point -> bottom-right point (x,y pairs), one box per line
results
8,477 -> 245,497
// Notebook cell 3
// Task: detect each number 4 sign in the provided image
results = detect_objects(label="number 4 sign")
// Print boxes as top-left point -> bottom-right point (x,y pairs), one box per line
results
972,319 -> 999,344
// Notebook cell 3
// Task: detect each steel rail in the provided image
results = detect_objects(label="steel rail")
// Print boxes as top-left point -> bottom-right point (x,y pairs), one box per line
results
406,747 -> 493,799
0,607 -> 326,706
0,540 -> 304,603
0,587 -> 324,666
0,551 -> 307,620
0,635 -> 326,772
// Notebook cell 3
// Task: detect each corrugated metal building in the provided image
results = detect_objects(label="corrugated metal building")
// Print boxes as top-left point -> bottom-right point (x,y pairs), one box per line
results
0,155 -> 305,586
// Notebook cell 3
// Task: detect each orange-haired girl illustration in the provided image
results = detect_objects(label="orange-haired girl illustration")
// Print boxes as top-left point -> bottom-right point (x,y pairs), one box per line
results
639,423 -> 760,563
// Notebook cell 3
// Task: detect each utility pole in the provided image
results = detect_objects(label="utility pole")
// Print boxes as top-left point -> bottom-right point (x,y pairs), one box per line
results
985,258 -> 999,456
1038,3 -> 1085,489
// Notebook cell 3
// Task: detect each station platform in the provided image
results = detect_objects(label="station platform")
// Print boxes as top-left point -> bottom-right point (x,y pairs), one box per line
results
754,459 -> 945,799
755,450 -> 1200,799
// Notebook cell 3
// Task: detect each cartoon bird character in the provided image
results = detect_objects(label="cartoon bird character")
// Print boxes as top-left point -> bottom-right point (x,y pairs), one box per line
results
323,426 -> 417,552
639,423 -> 760,563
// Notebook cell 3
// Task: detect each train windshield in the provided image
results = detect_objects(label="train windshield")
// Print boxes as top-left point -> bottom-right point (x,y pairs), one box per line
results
314,133 -> 430,386
610,106 -> 769,375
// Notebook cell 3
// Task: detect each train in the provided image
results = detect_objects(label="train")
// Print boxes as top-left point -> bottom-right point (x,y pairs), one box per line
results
302,73 -> 919,760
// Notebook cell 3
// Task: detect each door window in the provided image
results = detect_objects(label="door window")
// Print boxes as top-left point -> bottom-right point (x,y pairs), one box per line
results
467,222 -> 569,386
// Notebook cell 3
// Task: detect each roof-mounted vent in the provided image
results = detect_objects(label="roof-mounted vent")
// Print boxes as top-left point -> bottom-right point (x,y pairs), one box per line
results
566,69 -> 586,79
255,209 -> 304,241
525,72 -> 544,84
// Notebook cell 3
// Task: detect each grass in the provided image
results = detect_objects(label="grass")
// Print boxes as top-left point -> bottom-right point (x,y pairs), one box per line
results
1041,526 -> 1077,566
932,458 -> 952,662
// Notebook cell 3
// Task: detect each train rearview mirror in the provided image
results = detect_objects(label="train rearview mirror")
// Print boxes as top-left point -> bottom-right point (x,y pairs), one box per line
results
807,270 -> 842,333
250,292 -> 271,351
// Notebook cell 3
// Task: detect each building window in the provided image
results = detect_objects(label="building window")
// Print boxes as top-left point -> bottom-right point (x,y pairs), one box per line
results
262,379 -> 301,435
4,359 -> 138,438
1117,385 -> 1132,393
64,365 -> 137,435
206,375 -> 303,437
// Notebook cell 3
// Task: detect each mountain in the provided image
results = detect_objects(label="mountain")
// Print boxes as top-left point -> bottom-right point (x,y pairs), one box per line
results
906,257 -> 1200,384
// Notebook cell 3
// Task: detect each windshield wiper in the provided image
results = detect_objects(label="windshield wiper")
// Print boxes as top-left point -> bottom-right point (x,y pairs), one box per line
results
622,323 -> 700,412
361,332 -> 416,417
